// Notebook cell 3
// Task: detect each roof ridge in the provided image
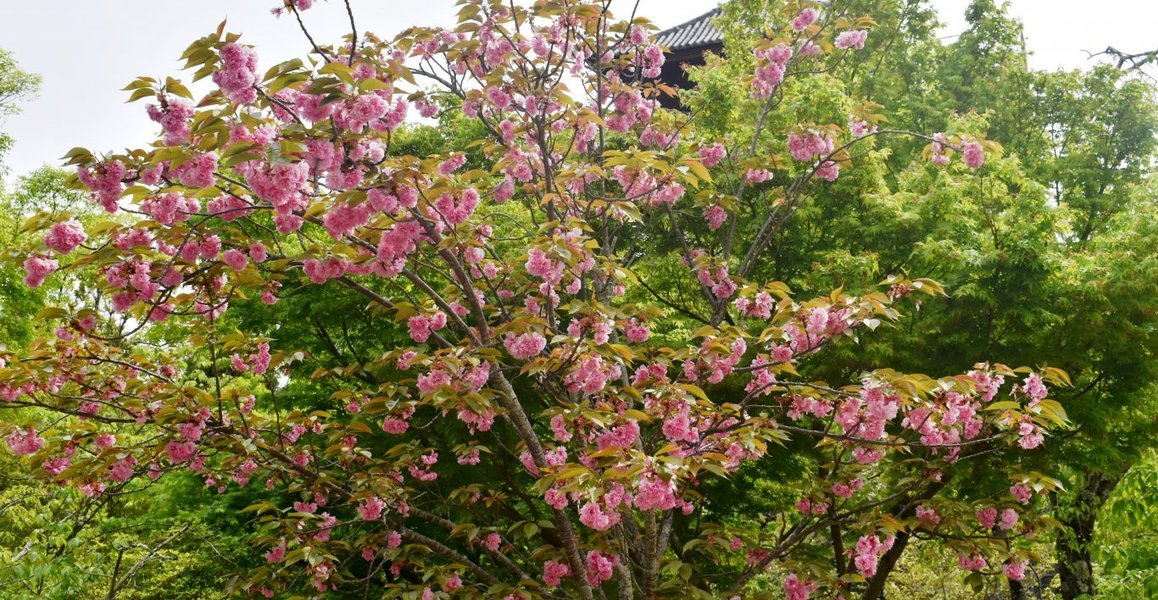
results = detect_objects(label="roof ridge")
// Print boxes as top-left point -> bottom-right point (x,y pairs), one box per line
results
655,7 -> 723,52
658,7 -> 722,36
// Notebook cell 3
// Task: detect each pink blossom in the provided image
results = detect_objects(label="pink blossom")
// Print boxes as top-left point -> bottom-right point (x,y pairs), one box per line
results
147,96 -> 194,145
408,313 -> 448,343
166,440 -> 197,463
171,152 -> 218,188
596,420 -> 640,450
550,414 -> 572,442
962,138 -> 985,168
109,457 -> 136,482
5,427 -> 45,456
214,44 -> 259,104
519,451 -> 540,476
784,573 -> 818,600
704,205 -> 728,230
623,318 -> 650,343
744,168 -> 773,184
1003,560 -> 1026,581
699,143 -> 727,167
835,30 -> 869,50
916,505 -> 941,526
585,551 -> 618,586
579,501 -> 618,531
1023,374 -> 1048,403
999,508 -> 1019,530
977,507 -> 998,529
634,475 -> 678,511
77,160 -> 126,212
752,43 -> 792,99
358,496 -> 387,521
958,554 -> 988,571
504,331 -> 547,360
44,220 -> 87,254
23,255 -> 59,288
457,448 -> 481,465
791,8 -> 818,32
222,249 -> 248,271
265,541 -> 286,563
543,560 -> 571,587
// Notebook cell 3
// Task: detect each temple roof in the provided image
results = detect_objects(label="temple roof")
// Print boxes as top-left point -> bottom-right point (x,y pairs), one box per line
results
655,8 -> 723,52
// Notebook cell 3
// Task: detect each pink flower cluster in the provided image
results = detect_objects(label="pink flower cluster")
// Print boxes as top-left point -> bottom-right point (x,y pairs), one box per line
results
623,318 -> 650,343
564,355 -> 622,395
543,560 -> 571,587
23,255 -> 59,288
77,160 -> 127,212
147,96 -> 195,145
930,132 -> 950,165
734,291 -> 775,320
784,573 -> 819,600
504,331 -> 547,360
957,554 -> 988,571
596,420 -> 640,450
634,474 -> 679,511
852,534 -> 895,577
976,507 -> 998,529
579,501 -> 620,531
704,205 -> 728,230
1004,561 -> 1027,581
244,159 -> 308,215
698,143 -> 727,167
214,43 -> 259,104
1022,374 -> 1048,404
916,505 -> 941,526
5,427 -> 45,456
357,496 -> 387,521
142,192 -> 200,225
696,265 -> 737,300
848,114 -> 878,138
962,138 -> 985,168
232,342 -> 272,375
835,30 -> 869,50
585,551 -> 618,586
788,132 -> 835,162
429,189 -> 480,225
744,168 -> 773,184
377,221 -> 425,275
752,43 -> 792,99
44,220 -> 87,254
172,153 -> 219,188
684,336 -> 747,384
785,306 -> 850,353
791,8 -> 818,32
322,201 -> 374,239
408,312 -> 448,343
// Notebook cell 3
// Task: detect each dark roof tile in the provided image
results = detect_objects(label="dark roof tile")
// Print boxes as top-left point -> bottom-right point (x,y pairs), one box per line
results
655,8 -> 723,52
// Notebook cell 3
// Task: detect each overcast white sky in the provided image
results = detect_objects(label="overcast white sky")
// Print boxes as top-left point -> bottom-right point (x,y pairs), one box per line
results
1,0 -> 1155,181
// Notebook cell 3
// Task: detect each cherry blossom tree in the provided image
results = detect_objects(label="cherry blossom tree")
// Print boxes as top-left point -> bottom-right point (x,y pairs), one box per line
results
3,1 -> 1071,597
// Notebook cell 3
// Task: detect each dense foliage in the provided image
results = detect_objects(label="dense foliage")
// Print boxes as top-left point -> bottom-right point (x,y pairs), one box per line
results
0,1 -> 1153,599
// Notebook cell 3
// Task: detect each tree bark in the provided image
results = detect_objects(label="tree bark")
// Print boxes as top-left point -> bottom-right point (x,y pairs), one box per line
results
862,478 -> 948,600
1056,471 -> 1120,600
862,530 -> 910,600
1008,576 -> 1027,600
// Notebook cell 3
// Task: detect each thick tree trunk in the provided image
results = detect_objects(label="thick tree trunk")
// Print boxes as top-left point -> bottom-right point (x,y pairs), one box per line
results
862,479 -> 948,600
1008,576 -> 1027,600
1056,472 -> 1119,600
862,531 -> 910,600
